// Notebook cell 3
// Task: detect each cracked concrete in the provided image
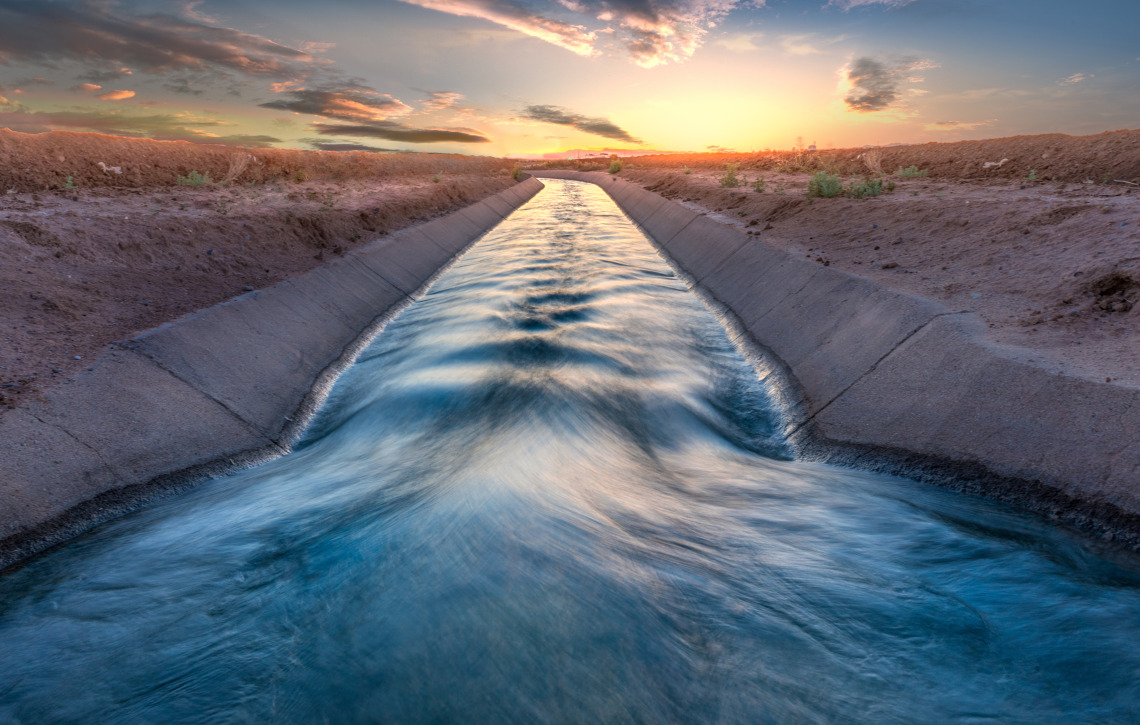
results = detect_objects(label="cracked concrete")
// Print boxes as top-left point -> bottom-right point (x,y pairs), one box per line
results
536,170 -> 1140,549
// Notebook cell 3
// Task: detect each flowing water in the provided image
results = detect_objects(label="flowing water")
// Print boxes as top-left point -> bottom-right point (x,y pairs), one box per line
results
2,179 -> 1140,723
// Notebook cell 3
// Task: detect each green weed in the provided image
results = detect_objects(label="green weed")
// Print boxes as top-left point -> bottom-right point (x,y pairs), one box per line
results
609,159 -> 623,174
719,162 -> 741,188
895,165 -> 929,178
807,171 -> 842,198
844,178 -> 883,199
178,170 -> 212,186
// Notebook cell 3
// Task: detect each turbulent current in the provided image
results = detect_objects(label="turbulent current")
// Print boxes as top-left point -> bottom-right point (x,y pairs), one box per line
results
2,179 -> 1140,723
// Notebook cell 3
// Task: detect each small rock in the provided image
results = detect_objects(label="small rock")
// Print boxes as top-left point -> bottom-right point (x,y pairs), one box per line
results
881,262 -> 899,270
73,355 -> 82,360
243,285 -> 254,291
206,249 -> 213,255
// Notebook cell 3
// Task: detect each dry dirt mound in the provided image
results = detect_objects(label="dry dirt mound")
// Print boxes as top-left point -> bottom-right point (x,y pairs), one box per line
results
0,129 -> 513,192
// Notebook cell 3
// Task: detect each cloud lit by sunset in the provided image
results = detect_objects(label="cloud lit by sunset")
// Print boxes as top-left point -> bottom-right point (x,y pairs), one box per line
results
0,0 -> 1136,156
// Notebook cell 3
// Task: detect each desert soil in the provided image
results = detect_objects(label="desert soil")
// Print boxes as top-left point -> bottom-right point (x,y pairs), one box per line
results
0,173 -> 515,409
619,166 -> 1140,387
3,128 -> 1139,415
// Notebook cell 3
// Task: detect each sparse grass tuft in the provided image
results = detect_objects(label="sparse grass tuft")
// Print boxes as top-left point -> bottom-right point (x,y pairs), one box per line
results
431,172 -> 442,183
1027,169 -> 1038,181
807,171 -> 842,198
719,162 -> 741,188
609,159 -> 623,174
512,165 -> 523,181
844,178 -> 883,199
751,175 -> 766,193
64,176 -> 75,190
177,170 -> 212,186
895,165 -> 928,178
683,167 -> 692,174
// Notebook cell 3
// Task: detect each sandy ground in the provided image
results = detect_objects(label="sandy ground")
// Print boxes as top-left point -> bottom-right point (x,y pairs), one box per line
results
620,167 -> 1140,386
0,174 -> 515,409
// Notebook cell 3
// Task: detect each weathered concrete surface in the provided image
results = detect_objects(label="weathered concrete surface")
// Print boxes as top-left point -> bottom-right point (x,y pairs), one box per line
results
0,176 -> 544,570
536,170 -> 1140,546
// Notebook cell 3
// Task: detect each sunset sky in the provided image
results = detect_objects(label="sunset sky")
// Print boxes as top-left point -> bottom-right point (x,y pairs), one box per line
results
0,0 -> 1136,157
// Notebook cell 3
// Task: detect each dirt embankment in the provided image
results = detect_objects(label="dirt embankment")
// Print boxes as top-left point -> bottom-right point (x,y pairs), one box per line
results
615,165 -> 1140,387
0,129 -> 514,191
0,130 -> 520,409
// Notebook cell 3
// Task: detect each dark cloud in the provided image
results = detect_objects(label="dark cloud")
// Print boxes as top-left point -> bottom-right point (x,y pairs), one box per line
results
843,55 -> 933,112
77,67 -> 134,83
306,140 -> 417,153
164,79 -> 205,96
843,57 -> 897,111
260,88 -> 412,122
313,122 -> 492,144
0,0 -> 316,79
13,77 -> 55,86
520,104 -> 641,143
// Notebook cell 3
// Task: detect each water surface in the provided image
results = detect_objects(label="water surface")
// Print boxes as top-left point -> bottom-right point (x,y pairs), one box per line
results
2,180 -> 1139,723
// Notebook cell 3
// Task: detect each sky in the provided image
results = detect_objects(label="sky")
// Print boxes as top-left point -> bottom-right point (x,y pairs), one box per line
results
0,0 -> 1137,157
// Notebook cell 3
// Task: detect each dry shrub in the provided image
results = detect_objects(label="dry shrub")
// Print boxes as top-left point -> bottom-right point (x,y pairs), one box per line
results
861,149 -> 884,175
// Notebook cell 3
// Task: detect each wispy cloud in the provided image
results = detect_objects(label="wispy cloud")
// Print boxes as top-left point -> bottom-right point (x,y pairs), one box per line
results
97,89 -> 136,101
715,32 -> 763,52
313,122 -> 492,144
779,33 -> 844,56
0,0 -> 321,79
396,0 -> 597,56
77,67 -> 134,84
395,0 -> 752,67
1059,72 -> 1094,85
260,88 -> 414,123
925,118 -> 996,131
520,104 -> 641,142
70,83 -> 103,93
828,0 -> 916,9
305,140 -> 417,153
842,55 -> 937,112
419,91 -> 465,112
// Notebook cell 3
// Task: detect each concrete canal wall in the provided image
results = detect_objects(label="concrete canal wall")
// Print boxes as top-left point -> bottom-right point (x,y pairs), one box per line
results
537,170 -> 1140,547
0,177 -> 544,569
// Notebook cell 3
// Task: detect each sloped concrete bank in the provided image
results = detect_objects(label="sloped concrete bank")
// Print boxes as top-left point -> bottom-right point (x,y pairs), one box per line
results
0,177 -> 544,570
537,170 -> 1140,549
